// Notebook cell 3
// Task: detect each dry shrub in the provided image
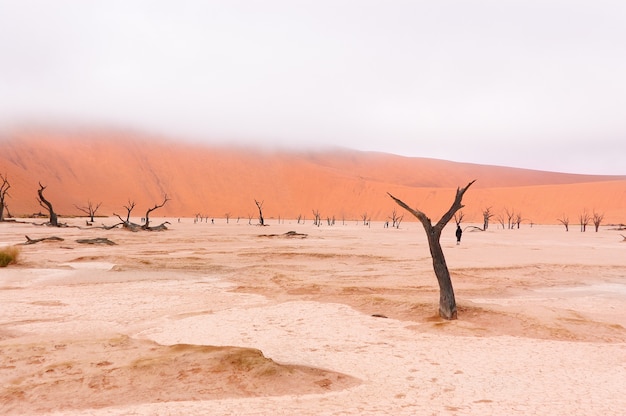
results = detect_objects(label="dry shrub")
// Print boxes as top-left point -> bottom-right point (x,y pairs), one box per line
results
0,245 -> 20,267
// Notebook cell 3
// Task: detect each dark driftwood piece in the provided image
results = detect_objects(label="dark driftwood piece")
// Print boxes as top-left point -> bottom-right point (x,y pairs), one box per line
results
146,222 -> 170,231
76,238 -> 117,245
258,231 -> 308,239
388,180 -> 475,320
22,235 -> 64,245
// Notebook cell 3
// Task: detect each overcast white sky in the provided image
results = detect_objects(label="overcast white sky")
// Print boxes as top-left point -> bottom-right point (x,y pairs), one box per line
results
1,1 -> 625,174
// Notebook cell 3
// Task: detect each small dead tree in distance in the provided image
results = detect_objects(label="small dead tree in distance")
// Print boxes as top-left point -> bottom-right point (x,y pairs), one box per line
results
496,213 -> 505,229
453,210 -> 464,226
482,207 -> 494,231
37,182 -> 59,226
0,174 -> 10,221
389,208 -> 403,228
504,207 -> 515,229
388,179 -> 476,320
557,215 -> 569,232
312,209 -> 321,227
74,200 -> 102,223
592,211 -> 604,232
254,199 -> 265,226
579,210 -> 590,232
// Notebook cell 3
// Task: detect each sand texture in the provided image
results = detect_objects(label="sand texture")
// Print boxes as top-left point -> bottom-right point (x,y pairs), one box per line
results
1,218 -> 625,415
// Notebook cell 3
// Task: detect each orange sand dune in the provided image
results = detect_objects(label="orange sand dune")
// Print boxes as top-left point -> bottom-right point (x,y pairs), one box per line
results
0,129 -> 624,224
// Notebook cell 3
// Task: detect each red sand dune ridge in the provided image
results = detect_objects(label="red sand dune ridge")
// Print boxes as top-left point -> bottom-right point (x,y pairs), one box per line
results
1,129 -> 625,224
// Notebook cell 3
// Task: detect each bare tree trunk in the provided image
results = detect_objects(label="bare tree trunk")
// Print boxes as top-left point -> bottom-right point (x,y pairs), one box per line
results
255,200 -> 265,226
592,211 -> 604,232
482,207 -> 493,231
37,182 -> 58,226
142,195 -> 170,230
388,180 -> 475,320
426,228 -> 457,319
0,174 -> 10,222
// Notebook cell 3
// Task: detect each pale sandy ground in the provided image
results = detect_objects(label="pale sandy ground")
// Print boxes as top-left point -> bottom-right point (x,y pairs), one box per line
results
1,217 -> 625,415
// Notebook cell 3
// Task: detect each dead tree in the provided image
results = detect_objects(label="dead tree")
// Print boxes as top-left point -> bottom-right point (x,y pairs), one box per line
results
592,211 -> 604,232
74,200 -> 102,223
395,215 -> 403,229
225,213 -> 231,224
114,200 -> 140,230
254,199 -> 265,226
557,215 -> 569,232
0,174 -> 10,221
312,209 -> 321,227
482,207 -> 493,230
514,212 -> 523,229
361,212 -> 369,226
142,195 -> 170,230
504,208 -> 515,229
496,214 -> 505,229
37,182 -> 59,226
453,210 -> 464,226
579,210 -> 590,232
388,180 -> 475,320
123,200 -> 136,222
389,208 -> 403,228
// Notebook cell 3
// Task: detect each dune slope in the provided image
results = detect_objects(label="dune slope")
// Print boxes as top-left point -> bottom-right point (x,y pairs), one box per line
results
0,129 -> 624,224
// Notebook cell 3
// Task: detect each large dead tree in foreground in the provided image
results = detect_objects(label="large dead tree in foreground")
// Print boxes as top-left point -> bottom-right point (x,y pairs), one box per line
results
388,180 -> 476,320
37,182 -> 59,226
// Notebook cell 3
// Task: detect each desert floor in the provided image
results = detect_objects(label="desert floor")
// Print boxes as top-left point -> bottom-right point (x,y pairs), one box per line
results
1,217 -> 625,415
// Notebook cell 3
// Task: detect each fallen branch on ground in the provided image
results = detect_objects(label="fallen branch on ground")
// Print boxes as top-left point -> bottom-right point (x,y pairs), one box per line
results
21,235 -> 64,245
258,231 -> 308,239
76,238 -> 117,245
